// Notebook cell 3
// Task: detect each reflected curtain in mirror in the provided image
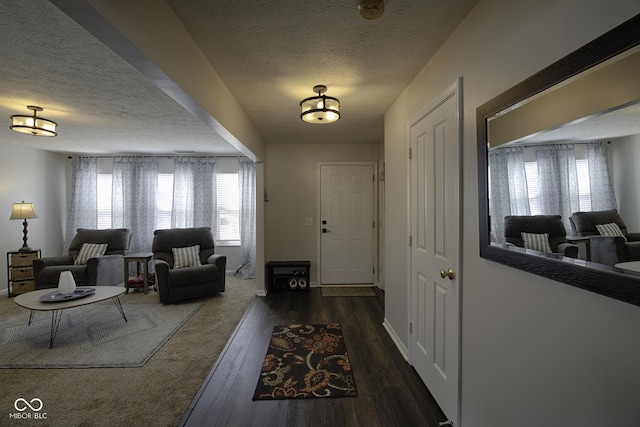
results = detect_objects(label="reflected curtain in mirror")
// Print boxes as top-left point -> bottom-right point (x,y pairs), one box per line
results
588,142 -> 618,210
489,146 -> 530,243
536,144 -> 579,230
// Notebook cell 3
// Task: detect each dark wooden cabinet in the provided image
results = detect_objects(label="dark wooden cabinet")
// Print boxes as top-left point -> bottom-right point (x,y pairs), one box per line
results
7,249 -> 40,297
266,260 -> 310,291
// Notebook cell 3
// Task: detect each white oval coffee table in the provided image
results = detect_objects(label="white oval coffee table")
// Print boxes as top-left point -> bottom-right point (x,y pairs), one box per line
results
14,286 -> 127,348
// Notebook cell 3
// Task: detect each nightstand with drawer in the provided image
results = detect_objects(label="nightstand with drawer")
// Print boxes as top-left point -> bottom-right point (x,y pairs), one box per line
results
7,249 -> 41,297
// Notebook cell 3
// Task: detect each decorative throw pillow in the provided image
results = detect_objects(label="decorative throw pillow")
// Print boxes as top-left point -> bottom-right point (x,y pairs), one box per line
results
521,232 -> 552,253
596,222 -> 626,238
74,243 -> 108,265
172,245 -> 202,269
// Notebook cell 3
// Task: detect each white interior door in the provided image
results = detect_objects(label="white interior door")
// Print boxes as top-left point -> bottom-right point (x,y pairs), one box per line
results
320,164 -> 375,285
409,80 -> 461,426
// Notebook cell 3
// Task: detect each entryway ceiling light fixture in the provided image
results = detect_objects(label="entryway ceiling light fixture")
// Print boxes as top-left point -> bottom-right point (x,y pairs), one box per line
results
10,105 -> 57,137
300,85 -> 341,124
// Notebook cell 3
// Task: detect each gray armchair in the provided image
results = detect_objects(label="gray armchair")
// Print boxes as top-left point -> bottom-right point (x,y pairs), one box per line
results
34,228 -> 131,289
504,215 -> 579,258
569,209 -> 640,265
152,227 -> 226,304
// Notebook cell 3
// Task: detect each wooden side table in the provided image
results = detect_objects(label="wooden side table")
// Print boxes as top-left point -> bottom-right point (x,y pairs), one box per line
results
565,235 -> 592,260
124,252 -> 155,294
7,249 -> 41,297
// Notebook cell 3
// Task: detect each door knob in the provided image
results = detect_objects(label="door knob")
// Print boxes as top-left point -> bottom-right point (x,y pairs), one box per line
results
440,268 -> 455,280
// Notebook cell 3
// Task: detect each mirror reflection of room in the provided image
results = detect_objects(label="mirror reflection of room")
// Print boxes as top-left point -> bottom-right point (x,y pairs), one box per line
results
486,46 -> 640,269
488,135 -> 640,267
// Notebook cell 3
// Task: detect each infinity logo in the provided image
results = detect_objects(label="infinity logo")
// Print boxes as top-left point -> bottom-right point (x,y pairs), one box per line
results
14,398 -> 43,412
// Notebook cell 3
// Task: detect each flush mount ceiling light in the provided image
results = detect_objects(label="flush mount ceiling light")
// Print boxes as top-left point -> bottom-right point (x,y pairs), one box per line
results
300,85 -> 341,124
10,105 -> 57,137
358,0 -> 385,20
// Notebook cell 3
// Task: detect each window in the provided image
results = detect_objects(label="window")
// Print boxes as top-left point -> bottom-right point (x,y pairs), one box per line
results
575,158 -> 591,211
156,174 -> 174,230
96,171 -> 240,244
97,174 -> 112,229
216,173 -> 240,244
524,162 -> 541,215
523,158 -> 592,215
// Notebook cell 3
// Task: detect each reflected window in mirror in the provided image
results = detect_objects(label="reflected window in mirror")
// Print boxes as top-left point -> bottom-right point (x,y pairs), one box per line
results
488,141 -> 616,246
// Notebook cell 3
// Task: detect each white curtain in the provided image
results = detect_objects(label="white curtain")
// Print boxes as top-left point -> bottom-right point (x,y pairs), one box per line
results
587,141 -> 618,211
536,144 -> 580,230
488,146 -> 530,243
65,157 -> 98,250
171,157 -> 217,230
112,157 -> 159,253
234,157 -> 256,279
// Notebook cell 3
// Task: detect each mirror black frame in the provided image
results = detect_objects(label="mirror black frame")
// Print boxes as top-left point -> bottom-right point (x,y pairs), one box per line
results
477,14 -> 640,307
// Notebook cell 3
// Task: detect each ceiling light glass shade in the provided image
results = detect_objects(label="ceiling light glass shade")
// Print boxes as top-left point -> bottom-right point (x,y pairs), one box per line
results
300,85 -> 341,124
10,106 -> 57,137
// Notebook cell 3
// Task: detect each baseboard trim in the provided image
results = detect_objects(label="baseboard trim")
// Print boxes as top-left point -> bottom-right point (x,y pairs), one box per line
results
383,317 -> 408,361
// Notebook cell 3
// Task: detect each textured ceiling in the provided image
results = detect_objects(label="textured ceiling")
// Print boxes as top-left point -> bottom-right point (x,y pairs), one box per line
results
0,0 -> 239,156
0,0 -> 480,156
167,0 -> 479,145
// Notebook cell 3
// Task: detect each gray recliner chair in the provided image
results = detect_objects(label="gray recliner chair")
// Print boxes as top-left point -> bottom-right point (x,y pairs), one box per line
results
504,215 -> 579,258
152,227 -> 226,304
34,228 -> 131,289
570,209 -> 640,265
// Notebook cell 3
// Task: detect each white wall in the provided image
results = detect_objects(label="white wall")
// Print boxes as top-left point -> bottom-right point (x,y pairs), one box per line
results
0,143 -> 66,294
384,0 -> 640,426
611,135 -> 640,231
266,143 -> 380,284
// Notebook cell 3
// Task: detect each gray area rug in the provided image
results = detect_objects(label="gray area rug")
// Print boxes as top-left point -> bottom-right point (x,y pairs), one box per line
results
0,300 -> 203,368
321,287 -> 377,297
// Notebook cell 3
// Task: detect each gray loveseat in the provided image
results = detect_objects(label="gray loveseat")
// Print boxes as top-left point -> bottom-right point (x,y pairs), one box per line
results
34,228 -> 131,289
152,227 -> 226,304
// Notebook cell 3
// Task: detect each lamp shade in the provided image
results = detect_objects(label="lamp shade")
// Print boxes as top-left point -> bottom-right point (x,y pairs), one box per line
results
9,202 -> 38,220
10,106 -> 57,137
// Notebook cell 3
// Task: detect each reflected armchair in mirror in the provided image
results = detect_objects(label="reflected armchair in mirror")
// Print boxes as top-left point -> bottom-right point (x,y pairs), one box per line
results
569,209 -> 640,265
504,215 -> 579,258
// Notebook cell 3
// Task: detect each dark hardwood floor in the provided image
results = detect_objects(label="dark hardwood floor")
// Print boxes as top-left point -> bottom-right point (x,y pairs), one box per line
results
179,287 -> 446,427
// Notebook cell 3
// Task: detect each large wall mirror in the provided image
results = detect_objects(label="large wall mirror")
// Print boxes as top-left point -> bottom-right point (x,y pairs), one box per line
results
477,14 -> 640,306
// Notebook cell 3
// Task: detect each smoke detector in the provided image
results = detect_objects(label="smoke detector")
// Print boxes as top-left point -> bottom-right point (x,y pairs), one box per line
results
358,0 -> 385,20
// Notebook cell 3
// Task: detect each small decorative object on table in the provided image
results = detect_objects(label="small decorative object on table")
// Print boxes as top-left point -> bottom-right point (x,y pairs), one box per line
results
57,270 -> 76,295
